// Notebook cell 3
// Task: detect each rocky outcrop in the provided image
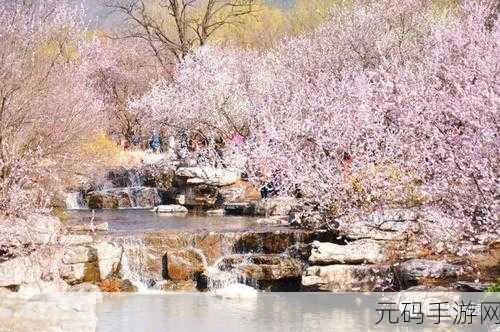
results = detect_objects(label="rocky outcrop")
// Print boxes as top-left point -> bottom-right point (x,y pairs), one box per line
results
302,265 -> 391,291
396,259 -> 461,288
218,254 -> 304,291
86,187 -> 165,209
309,240 -> 386,264
163,249 -> 205,281
175,184 -> 219,207
92,242 -> 123,280
176,167 -> 240,187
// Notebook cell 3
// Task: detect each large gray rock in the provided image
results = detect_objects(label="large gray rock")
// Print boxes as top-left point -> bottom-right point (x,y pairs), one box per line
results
91,242 -> 123,280
0,253 -> 41,287
302,265 -> 391,291
309,240 -> 386,264
176,167 -> 240,186
397,259 -> 461,287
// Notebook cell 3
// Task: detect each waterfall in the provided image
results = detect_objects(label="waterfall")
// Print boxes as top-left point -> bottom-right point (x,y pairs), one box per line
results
118,237 -> 158,293
64,192 -> 85,209
127,169 -> 142,187
190,247 -> 257,297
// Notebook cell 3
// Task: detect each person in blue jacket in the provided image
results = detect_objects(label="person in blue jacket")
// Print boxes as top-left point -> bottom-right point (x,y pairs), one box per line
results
149,130 -> 162,153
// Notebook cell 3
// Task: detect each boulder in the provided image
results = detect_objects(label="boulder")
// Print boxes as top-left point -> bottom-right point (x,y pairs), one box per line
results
218,180 -> 260,204
163,249 -> 205,282
59,262 -> 100,285
86,191 -> 121,209
0,253 -> 42,287
91,242 -> 123,280
99,277 -> 137,292
302,265 -> 392,291
397,259 -> 461,287
130,187 -> 164,208
219,254 -> 304,291
176,167 -> 240,186
221,254 -> 303,281
62,246 -> 97,265
153,205 -> 188,214
224,202 -> 257,216
309,240 -> 386,265
181,185 -> 219,207
86,187 -> 163,209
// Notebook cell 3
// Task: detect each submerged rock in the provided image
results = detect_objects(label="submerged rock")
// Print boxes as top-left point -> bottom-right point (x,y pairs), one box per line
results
206,209 -> 225,216
309,240 -> 386,265
153,205 -> 188,214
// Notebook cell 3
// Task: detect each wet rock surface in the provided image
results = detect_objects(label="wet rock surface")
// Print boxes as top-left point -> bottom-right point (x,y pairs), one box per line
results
396,259 -> 461,288
309,240 -> 386,265
302,265 -> 392,291
218,254 -> 304,291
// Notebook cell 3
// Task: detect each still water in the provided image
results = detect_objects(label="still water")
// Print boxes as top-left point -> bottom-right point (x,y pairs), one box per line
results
96,293 -> 499,332
67,209 -> 289,234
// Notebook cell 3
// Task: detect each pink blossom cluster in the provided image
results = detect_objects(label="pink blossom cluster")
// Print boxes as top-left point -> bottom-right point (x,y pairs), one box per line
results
0,1 -> 104,216
137,1 -> 499,249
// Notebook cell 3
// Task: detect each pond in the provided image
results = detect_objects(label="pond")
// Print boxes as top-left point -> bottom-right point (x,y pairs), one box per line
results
66,209 -> 290,234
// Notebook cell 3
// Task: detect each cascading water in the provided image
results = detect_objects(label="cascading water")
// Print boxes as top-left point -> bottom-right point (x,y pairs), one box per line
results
189,247 -> 258,298
64,192 -> 86,209
118,237 -> 159,292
